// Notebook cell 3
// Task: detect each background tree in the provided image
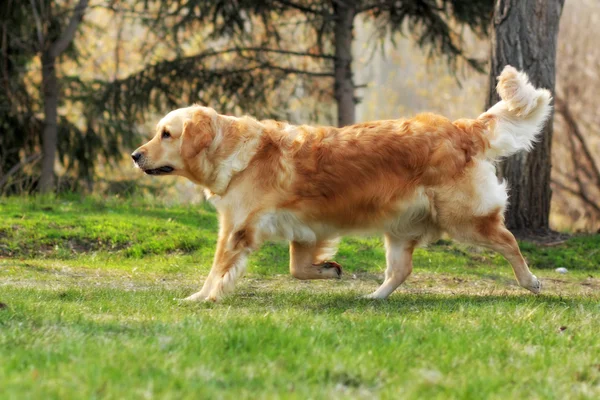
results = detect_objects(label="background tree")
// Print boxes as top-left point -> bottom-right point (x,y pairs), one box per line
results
0,1 -> 44,193
31,0 -> 89,193
1,0 -> 494,193
1,0 -> 95,193
1,1 -> 311,193
485,0 -> 564,235
156,0 -> 494,127
551,0 -> 600,231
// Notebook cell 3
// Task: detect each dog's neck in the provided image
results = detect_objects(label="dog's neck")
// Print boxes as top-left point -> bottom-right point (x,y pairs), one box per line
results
203,114 -> 265,196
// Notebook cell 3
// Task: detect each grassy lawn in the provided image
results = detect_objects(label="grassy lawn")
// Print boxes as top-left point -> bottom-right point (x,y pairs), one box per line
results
1,196 -> 599,399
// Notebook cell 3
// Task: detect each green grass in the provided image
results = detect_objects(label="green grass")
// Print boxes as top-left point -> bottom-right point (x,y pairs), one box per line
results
1,196 -> 599,399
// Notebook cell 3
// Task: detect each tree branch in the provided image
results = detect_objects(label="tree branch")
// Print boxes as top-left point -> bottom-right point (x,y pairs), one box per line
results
236,47 -> 335,59
273,0 -> 323,15
29,0 -> 45,49
551,179 -> 600,213
555,97 -> 600,187
142,46 -> 335,62
113,14 -> 124,81
100,47 -> 335,85
49,0 -> 89,58
0,153 -> 42,190
258,63 -> 334,77
357,3 -> 380,13
561,112 -> 600,215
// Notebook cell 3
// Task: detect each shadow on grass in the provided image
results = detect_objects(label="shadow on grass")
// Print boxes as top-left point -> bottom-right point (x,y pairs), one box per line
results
5,284 -> 586,310
2,285 -> 594,336
210,289 -> 586,315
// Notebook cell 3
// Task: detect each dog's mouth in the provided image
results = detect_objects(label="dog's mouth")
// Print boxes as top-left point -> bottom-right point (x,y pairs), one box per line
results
143,166 -> 174,175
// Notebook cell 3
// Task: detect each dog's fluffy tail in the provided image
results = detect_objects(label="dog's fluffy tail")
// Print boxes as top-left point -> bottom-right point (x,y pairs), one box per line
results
479,65 -> 553,160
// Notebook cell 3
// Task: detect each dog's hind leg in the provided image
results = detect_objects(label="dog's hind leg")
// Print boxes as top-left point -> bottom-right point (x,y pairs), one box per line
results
479,219 -> 541,294
289,239 -> 342,280
446,212 -> 541,294
365,235 -> 417,299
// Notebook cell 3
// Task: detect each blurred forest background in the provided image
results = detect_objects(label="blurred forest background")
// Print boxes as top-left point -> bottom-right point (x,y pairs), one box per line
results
0,0 -> 598,233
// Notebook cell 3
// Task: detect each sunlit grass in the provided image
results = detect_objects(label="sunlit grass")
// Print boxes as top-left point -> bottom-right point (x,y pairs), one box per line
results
1,196 -> 599,398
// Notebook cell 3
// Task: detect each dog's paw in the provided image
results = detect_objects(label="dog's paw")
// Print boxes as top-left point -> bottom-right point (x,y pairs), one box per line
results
522,275 -> 542,294
180,290 -> 220,302
179,294 -> 220,303
180,292 -> 206,302
321,261 -> 342,279
363,292 -> 385,300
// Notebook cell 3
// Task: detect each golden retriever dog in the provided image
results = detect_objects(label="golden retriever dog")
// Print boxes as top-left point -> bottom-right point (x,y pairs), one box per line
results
132,66 -> 552,302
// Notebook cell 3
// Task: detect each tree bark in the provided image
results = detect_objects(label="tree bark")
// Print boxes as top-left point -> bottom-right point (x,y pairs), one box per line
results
39,51 -> 59,193
34,0 -> 89,193
333,2 -> 355,127
486,0 -> 564,234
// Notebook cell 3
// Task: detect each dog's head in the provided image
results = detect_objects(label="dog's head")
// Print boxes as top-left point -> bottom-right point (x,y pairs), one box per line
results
132,105 -> 260,191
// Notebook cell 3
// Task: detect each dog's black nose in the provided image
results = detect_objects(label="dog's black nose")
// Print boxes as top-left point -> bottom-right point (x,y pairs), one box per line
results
131,152 -> 142,162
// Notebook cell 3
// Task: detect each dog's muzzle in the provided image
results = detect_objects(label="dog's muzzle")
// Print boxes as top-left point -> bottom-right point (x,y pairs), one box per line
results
131,151 -> 174,175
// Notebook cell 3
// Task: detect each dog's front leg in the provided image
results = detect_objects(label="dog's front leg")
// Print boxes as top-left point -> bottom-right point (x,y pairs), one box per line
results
185,221 -> 255,302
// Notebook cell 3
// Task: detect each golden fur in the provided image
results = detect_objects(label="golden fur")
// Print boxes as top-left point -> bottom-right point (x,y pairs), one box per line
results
132,66 -> 552,301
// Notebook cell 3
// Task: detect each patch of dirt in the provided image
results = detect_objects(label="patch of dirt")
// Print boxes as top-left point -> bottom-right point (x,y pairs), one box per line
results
579,276 -> 600,289
3,237 -> 133,258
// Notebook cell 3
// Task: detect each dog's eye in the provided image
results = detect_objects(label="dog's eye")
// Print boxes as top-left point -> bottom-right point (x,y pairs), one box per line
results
161,130 -> 171,139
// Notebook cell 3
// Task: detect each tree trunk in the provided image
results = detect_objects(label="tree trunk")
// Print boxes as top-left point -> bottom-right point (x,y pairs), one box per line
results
333,2 -> 355,127
486,0 -> 564,234
40,51 -> 58,193
32,0 -> 88,194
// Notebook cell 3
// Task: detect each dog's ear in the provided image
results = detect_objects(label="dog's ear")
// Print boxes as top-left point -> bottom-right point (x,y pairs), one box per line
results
180,111 -> 214,159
